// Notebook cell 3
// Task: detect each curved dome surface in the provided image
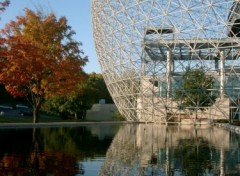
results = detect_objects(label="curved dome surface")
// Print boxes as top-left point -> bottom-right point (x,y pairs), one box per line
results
91,0 -> 240,122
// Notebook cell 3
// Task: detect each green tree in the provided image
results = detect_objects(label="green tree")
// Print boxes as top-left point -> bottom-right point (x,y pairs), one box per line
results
86,73 -> 113,103
42,73 -> 113,120
174,67 -> 216,118
42,90 -> 92,120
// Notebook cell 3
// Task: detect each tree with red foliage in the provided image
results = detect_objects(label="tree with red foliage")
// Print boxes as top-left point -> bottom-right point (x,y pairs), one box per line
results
0,9 -> 88,122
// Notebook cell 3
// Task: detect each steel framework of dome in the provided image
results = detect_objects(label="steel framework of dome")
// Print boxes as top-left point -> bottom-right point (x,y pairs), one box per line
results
91,0 -> 240,123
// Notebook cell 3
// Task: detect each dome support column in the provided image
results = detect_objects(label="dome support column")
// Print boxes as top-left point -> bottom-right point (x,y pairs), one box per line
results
166,51 -> 172,99
220,51 -> 225,98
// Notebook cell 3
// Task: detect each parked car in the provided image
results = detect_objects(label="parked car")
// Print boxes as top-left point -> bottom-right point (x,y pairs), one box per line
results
18,108 -> 33,116
0,104 -> 14,109
16,104 -> 29,109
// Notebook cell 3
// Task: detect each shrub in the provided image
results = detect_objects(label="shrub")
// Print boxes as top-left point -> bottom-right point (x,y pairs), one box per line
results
113,111 -> 125,121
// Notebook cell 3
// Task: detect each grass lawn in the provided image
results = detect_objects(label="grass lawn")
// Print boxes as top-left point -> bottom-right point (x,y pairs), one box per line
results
0,115 -> 84,123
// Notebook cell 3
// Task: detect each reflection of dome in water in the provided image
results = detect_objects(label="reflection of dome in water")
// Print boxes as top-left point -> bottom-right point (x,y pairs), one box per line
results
99,124 -> 235,175
92,0 -> 240,122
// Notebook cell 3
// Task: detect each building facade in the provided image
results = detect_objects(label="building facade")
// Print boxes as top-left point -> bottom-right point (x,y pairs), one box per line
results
92,0 -> 240,122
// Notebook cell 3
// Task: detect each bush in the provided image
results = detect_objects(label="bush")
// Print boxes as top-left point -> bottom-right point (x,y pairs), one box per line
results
113,111 -> 125,121
230,121 -> 240,126
213,119 -> 229,123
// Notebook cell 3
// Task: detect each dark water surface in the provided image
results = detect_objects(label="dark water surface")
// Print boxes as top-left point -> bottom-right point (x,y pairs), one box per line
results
0,124 -> 239,176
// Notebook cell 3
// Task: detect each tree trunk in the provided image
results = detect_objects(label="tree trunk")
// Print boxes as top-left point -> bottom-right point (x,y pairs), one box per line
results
33,107 -> 40,123
31,128 -> 40,173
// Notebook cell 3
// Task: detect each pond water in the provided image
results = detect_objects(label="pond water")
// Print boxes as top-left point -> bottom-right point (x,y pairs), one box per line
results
0,124 -> 239,176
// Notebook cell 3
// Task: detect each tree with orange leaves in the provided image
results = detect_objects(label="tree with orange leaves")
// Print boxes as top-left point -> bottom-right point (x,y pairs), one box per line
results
0,9 -> 88,123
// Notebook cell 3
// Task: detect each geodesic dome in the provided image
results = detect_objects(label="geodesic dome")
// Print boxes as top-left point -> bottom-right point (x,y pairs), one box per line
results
91,0 -> 240,122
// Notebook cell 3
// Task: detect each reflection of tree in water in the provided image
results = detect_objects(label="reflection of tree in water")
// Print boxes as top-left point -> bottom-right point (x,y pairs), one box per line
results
25,128 -> 81,176
0,126 -> 115,175
174,137 -> 214,175
0,128 -> 33,175
42,126 -> 114,158
27,128 -> 42,175
33,126 -> 113,175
